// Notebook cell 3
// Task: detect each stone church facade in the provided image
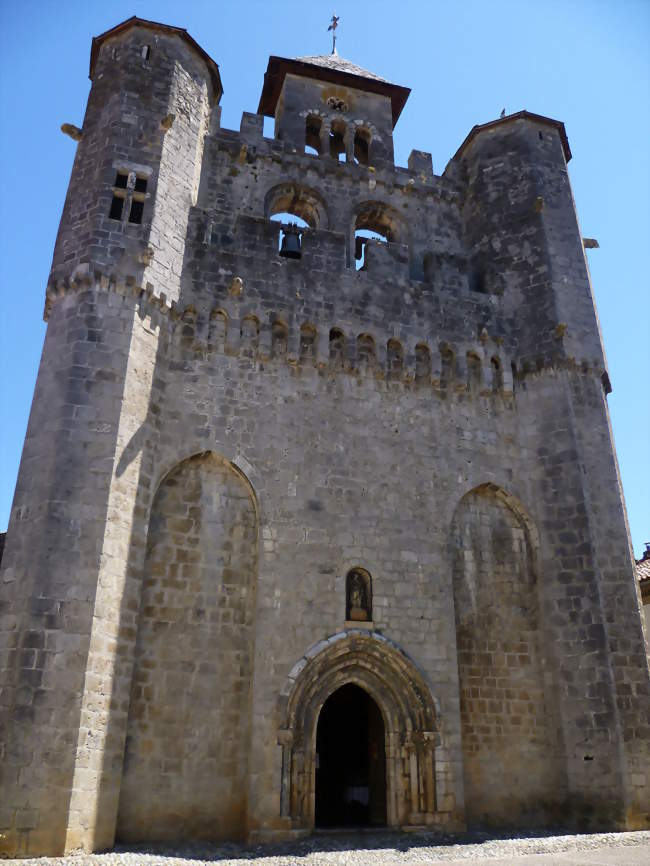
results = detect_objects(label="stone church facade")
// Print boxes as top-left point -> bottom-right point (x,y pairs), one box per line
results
1,16 -> 648,857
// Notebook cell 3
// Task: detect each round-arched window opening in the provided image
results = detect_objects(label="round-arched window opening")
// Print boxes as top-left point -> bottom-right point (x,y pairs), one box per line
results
305,114 -> 322,156
355,229 -> 388,271
265,183 -> 328,230
353,127 -> 371,166
354,202 -> 404,271
329,119 -> 347,162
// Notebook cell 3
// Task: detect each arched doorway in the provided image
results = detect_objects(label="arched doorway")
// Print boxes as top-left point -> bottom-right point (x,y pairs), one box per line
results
278,630 -> 439,830
315,684 -> 386,827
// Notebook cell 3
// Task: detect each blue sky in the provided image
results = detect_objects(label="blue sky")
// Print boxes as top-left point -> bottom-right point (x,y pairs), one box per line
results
0,0 -> 648,556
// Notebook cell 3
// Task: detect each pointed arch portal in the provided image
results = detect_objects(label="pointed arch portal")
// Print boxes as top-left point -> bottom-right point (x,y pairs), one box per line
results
315,683 -> 386,827
278,630 -> 439,830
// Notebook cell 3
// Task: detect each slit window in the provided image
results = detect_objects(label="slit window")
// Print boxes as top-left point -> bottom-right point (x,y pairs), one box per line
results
470,269 -> 486,294
305,115 -> 322,155
141,45 -> 151,60
329,120 -> 347,162
353,128 -> 371,166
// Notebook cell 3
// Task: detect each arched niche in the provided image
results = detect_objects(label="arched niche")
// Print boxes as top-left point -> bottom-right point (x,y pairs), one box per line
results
346,567 -> 372,621
277,631 -> 439,830
356,333 -> 376,374
264,182 -> 329,230
329,327 -> 346,369
271,318 -> 288,359
117,452 -> 259,843
299,323 -> 317,364
449,483 -> 564,827
415,342 -> 431,384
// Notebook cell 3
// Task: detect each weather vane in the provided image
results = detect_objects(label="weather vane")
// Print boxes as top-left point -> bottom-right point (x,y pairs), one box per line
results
328,14 -> 340,54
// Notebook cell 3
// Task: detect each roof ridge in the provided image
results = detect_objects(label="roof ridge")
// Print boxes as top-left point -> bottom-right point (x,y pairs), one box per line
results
295,52 -> 389,84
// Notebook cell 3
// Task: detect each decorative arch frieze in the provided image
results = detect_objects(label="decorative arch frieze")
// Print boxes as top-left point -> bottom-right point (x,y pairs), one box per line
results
277,630 -> 439,830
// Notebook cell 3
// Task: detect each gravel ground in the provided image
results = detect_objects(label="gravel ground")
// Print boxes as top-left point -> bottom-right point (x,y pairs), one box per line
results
3,830 -> 649,866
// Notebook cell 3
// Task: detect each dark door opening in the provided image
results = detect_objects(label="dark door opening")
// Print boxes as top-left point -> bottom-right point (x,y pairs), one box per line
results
315,683 -> 387,827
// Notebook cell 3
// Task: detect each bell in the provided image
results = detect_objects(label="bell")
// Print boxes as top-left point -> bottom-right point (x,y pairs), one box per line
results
280,230 -> 302,259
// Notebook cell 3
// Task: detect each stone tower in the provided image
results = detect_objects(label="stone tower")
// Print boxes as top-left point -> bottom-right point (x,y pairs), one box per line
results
1,15 -> 648,857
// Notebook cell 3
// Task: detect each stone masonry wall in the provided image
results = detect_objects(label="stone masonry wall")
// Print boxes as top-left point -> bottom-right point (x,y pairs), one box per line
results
0,289 -> 156,856
1,18 -> 648,856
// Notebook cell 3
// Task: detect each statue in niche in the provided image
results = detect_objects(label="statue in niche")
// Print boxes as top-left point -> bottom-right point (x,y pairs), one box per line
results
347,569 -> 371,622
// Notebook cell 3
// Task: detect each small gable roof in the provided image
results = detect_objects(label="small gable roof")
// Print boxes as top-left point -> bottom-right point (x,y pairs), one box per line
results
258,53 -> 410,128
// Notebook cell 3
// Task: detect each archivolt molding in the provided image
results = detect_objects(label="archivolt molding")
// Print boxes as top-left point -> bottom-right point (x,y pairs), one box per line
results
278,630 -> 439,829
148,448 -> 264,527
264,182 -> 330,229
446,481 -> 539,552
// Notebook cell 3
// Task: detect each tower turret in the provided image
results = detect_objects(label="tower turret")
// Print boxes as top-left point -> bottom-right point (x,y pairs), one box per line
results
0,18 -> 222,857
453,111 -> 608,387
51,16 -> 222,300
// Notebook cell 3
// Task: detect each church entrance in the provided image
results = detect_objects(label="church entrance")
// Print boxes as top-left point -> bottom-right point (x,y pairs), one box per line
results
315,683 -> 387,828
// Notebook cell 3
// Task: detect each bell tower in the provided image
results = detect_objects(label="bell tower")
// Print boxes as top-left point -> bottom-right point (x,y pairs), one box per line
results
258,51 -> 410,167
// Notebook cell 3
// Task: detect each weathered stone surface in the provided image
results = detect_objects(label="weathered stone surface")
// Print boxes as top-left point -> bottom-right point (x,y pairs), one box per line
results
0,14 -> 648,859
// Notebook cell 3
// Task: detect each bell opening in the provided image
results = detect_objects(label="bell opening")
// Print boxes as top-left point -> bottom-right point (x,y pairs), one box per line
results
271,212 -> 308,261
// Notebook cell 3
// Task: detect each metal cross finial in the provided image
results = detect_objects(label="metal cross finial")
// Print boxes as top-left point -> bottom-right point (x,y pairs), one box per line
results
328,14 -> 340,54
